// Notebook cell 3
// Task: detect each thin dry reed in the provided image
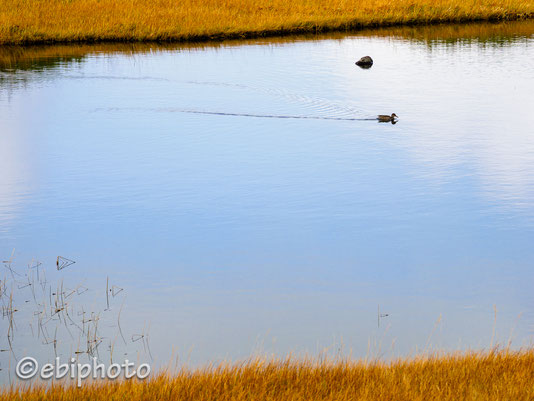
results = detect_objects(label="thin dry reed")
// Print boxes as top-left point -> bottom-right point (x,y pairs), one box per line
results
1,0 -> 534,44
2,349 -> 534,400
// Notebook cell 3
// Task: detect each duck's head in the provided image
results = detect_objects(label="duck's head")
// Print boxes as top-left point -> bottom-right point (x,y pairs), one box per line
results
391,113 -> 398,119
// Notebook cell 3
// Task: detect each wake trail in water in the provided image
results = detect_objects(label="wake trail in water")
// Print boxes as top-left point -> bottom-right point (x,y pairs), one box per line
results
61,76 -> 375,120
63,75 -> 170,81
96,107 -> 377,121
185,80 -> 367,119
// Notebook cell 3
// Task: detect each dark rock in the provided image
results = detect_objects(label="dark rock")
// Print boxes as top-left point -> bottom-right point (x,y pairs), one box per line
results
355,56 -> 373,68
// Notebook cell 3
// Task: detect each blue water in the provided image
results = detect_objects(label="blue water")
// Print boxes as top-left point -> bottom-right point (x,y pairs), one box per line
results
1,22 -> 534,379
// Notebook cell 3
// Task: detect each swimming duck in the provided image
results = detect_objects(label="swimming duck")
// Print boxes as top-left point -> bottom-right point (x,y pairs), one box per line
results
377,113 -> 398,123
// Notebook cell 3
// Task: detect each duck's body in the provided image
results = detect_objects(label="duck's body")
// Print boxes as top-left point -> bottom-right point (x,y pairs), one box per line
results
377,113 -> 398,122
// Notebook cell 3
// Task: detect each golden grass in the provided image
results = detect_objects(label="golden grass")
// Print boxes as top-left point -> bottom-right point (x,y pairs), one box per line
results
0,0 -> 533,45
3,349 -> 534,400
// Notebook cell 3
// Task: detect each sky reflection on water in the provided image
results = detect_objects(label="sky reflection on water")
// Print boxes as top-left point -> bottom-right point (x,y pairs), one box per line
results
1,21 -> 534,378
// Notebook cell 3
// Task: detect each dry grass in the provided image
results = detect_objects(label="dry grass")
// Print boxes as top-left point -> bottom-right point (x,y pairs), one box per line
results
2,349 -> 534,400
0,0 -> 533,45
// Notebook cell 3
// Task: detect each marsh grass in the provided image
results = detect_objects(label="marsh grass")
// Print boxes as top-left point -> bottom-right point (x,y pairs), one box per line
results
2,349 -> 534,400
0,0 -> 533,44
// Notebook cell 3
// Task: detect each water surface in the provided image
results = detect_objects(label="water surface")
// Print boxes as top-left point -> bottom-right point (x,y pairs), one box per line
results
1,21 -> 534,378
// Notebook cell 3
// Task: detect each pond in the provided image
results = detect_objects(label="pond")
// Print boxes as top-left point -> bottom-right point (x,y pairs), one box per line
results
1,21 -> 534,379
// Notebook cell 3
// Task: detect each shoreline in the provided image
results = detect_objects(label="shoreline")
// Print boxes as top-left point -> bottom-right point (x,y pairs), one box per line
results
0,16 -> 533,47
3,19 -> 533,71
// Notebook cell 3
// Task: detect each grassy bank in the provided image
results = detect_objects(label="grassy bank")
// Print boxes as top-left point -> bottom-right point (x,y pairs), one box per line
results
1,0 -> 534,45
3,350 -> 534,400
